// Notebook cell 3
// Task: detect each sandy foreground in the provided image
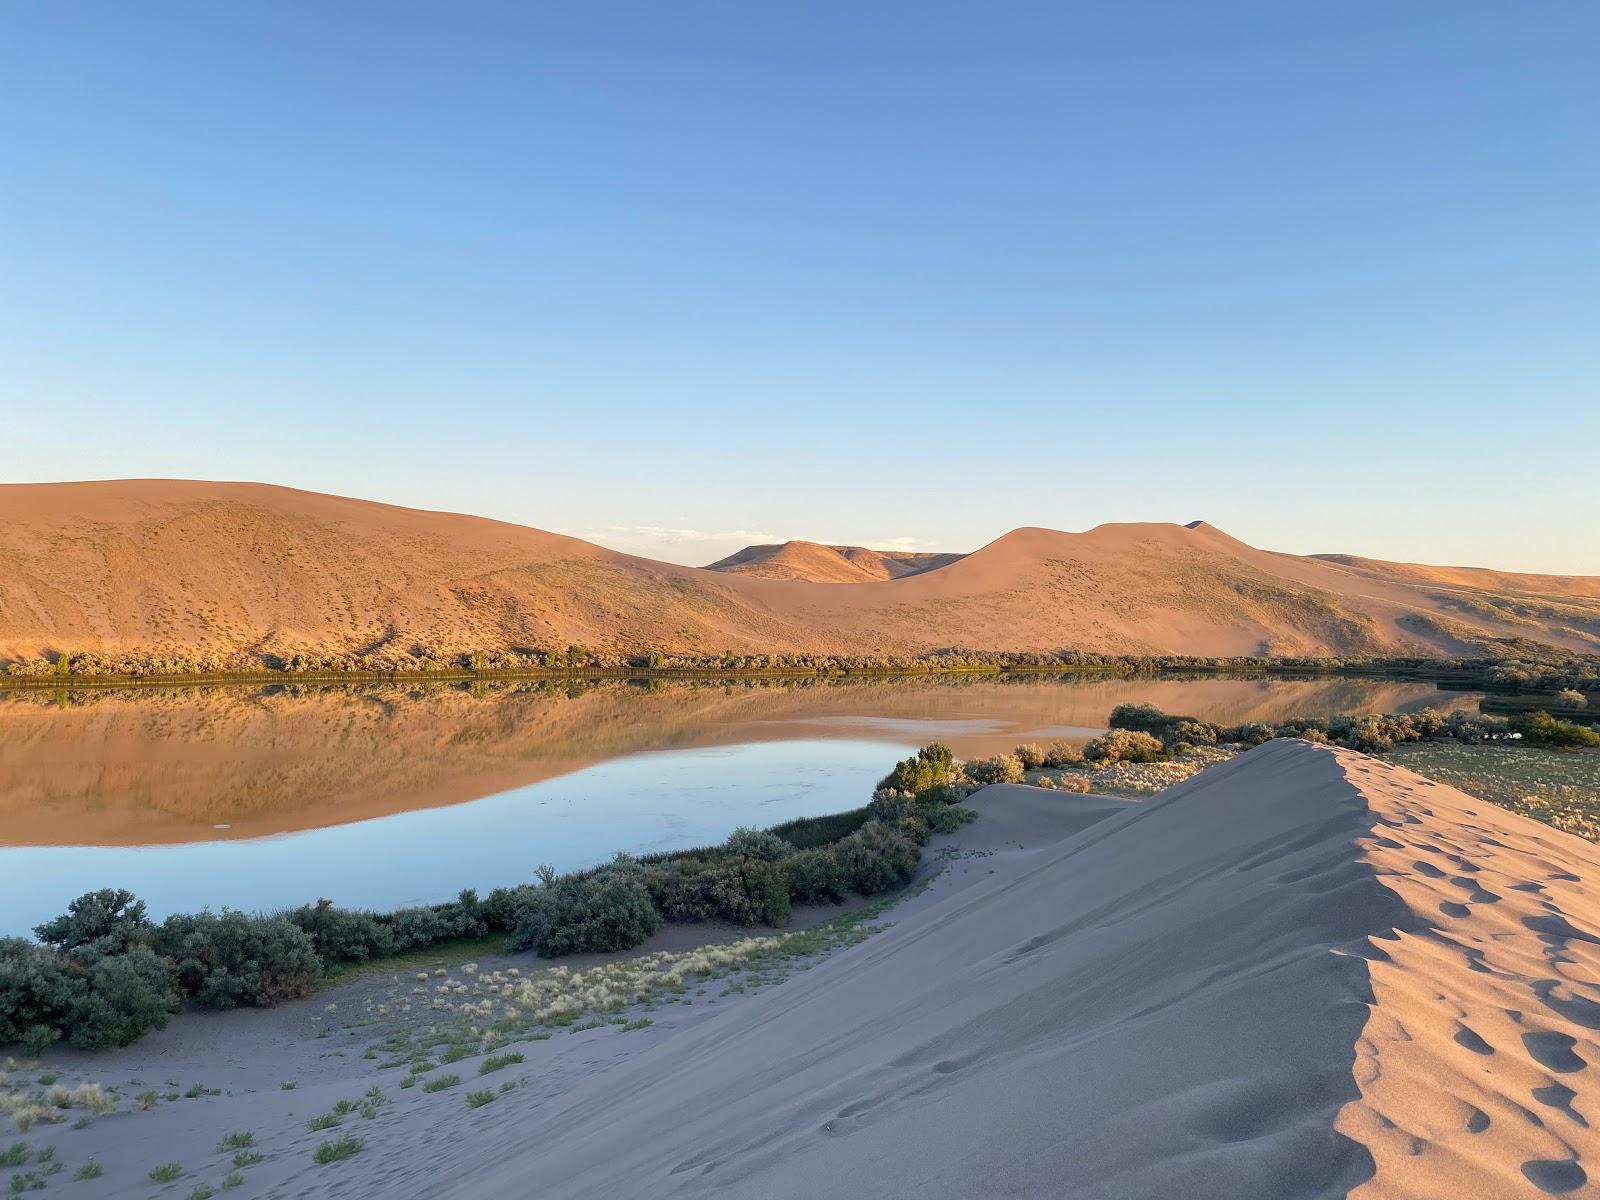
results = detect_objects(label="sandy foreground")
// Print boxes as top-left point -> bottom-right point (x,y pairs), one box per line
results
5,740 -> 1598,1198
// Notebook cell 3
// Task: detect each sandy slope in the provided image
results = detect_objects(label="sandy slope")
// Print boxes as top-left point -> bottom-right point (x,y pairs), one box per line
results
2,479 -> 1598,663
427,742 -> 1599,1199
8,743 -> 1598,1197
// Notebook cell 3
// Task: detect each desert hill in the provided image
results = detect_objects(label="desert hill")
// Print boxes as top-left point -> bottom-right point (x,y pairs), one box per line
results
2,479 -> 1598,665
705,541 -> 965,582
390,740 -> 1598,1198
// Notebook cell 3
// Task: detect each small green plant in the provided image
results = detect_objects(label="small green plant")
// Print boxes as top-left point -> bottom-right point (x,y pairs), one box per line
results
76,1162 -> 104,1180
621,1017 -> 653,1032
478,1052 -> 523,1075
230,1150 -> 264,1169
186,1185 -> 217,1200
312,1134 -> 364,1165
220,1173 -> 244,1191
8,1171 -> 46,1194
217,1131 -> 254,1152
421,1073 -> 459,1093
34,1075 -> 56,1087
72,1115 -> 92,1130
136,1088 -> 159,1110
279,1081 -> 296,1090
331,1099 -> 356,1116
0,1143 -> 27,1167
149,1161 -> 183,1182
305,1111 -> 342,1132
465,1089 -> 495,1109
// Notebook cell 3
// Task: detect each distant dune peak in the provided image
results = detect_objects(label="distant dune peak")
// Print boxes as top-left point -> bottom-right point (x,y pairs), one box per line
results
1,479 -> 1597,664
703,540 -> 966,583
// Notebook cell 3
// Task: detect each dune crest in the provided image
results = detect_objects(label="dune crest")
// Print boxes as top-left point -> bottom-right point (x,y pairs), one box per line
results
3,479 -> 1598,662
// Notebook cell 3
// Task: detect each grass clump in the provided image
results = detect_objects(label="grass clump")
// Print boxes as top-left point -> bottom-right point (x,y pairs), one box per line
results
186,1186 -> 216,1200
148,1161 -> 183,1182
76,1162 -> 104,1180
220,1173 -> 244,1190
217,1131 -> 253,1151
421,1074 -> 460,1093
0,1143 -> 27,1167
305,1111 -> 342,1132
312,1134 -> 364,1165
465,1089 -> 495,1109
230,1150 -> 264,1169
477,1052 -> 523,1075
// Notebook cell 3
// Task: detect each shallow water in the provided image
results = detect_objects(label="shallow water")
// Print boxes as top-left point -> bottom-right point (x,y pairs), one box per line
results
0,674 -> 1477,931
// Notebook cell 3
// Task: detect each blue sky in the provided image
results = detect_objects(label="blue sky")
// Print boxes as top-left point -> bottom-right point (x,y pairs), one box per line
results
2,2 -> 1597,571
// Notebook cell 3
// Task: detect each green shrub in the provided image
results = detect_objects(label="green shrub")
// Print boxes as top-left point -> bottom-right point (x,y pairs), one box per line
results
285,901 -> 394,964
509,857 -> 661,957
965,754 -> 1024,785
649,858 -> 790,927
877,743 -> 956,795
722,827 -> 795,862
64,946 -> 179,1049
925,803 -> 977,834
465,1089 -> 495,1109
1083,729 -> 1165,763
0,935 -> 176,1051
834,822 -> 921,894
1515,711 -> 1600,750
312,1135 -> 364,1165
481,885 -> 537,932
420,1074 -> 459,1093
1041,740 -> 1085,767
33,889 -> 149,958
152,911 -> 320,1008
1013,743 -> 1046,769
781,847 -> 848,905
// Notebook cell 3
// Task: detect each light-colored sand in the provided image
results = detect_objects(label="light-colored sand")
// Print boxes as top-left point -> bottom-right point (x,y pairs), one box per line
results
3,480 -> 1598,662
8,742 -> 1596,1198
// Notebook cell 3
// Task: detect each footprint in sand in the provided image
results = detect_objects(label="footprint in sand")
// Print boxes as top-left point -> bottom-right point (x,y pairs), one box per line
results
1524,1031 -> 1587,1074
1532,1083 -> 1588,1128
1521,1158 -> 1587,1194
1454,1025 -> 1494,1055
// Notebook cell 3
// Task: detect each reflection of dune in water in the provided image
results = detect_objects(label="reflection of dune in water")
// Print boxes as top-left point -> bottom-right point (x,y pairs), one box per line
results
0,676 -> 1477,846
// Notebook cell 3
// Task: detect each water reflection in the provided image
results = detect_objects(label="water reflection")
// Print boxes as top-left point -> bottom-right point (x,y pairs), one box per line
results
0,674 -> 1478,930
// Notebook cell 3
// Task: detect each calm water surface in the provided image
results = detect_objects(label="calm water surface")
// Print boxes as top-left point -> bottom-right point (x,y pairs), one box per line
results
0,674 -> 1478,932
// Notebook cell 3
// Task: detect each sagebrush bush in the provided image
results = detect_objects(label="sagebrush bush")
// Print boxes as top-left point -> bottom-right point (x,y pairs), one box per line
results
286,901 -> 395,964
33,889 -> 149,959
834,822 -> 921,894
780,847 -> 848,905
722,827 -> 796,863
1013,743 -> 1046,769
1041,740 -> 1085,767
509,857 -> 662,957
965,754 -> 1024,785
1083,729 -> 1165,764
153,911 -> 320,1008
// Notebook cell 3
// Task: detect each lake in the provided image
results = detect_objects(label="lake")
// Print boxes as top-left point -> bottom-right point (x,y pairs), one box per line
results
0,674 -> 1479,933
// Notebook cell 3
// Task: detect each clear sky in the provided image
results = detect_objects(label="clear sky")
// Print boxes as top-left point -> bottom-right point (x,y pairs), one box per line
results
2,3 -> 1596,572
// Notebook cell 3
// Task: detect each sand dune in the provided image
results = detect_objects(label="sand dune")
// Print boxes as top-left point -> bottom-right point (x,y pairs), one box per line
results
705,540 -> 965,582
3,479 -> 1598,663
421,741 -> 1599,1199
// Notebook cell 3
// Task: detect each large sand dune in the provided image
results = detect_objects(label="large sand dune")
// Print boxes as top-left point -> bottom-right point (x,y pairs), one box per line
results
389,741 -> 1594,1199
3,480 -> 1598,663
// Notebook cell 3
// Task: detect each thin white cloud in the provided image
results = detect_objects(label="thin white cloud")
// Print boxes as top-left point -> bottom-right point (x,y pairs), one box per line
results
563,525 -> 940,550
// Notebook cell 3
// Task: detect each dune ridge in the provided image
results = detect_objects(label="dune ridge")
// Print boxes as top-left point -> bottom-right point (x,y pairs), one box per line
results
704,540 -> 966,582
399,741 -> 1599,1199
3,479 -> 1598,663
